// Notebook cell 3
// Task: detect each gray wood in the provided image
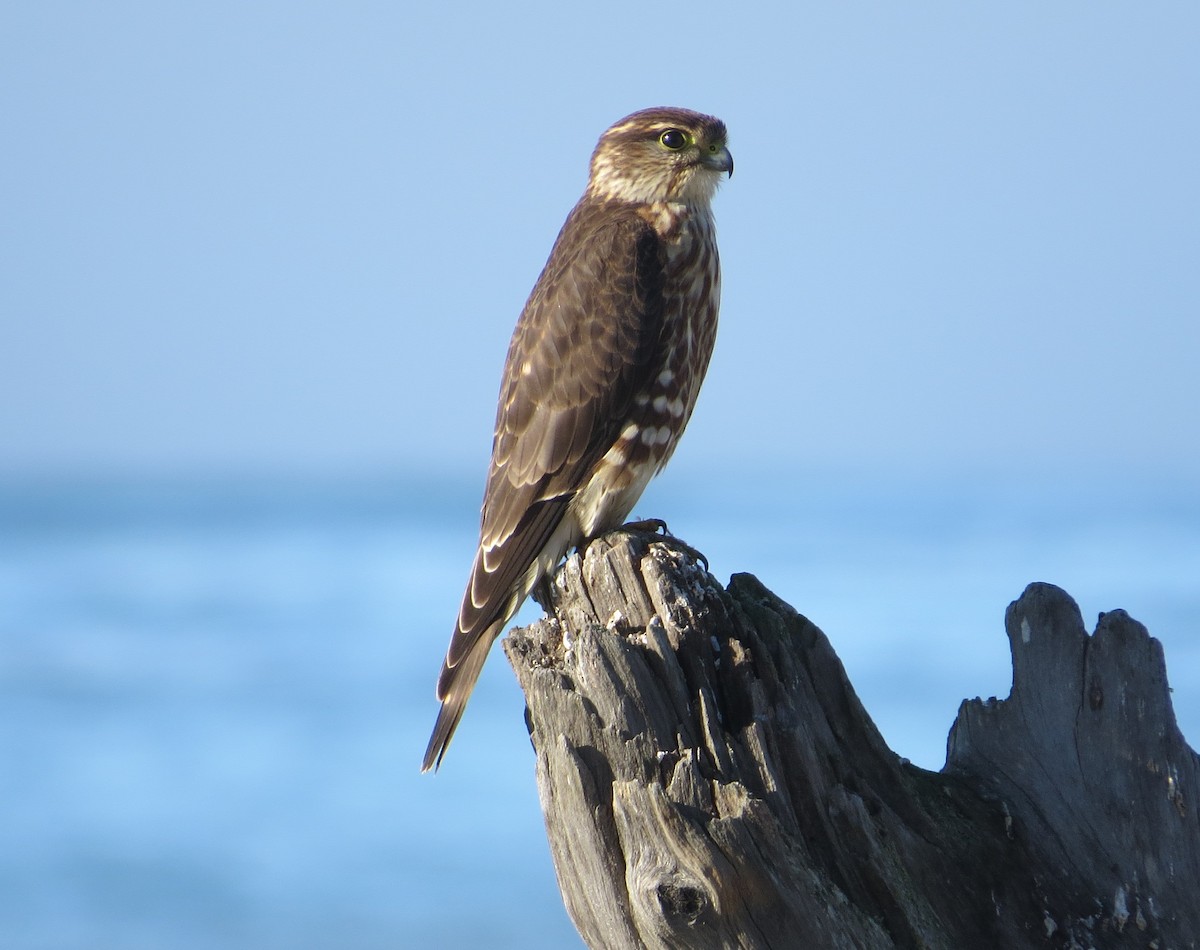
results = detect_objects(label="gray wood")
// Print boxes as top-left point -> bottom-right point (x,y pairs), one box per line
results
502,529 -> 1199,949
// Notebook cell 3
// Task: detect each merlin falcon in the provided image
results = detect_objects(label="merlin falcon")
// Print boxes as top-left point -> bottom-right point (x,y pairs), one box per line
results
422,107 -> 732,771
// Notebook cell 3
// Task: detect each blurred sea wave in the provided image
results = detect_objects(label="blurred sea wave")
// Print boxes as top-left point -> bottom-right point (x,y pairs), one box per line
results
1,472 -> 1196,948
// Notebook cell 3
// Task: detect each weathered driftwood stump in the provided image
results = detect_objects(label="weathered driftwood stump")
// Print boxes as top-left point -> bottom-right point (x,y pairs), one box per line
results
502,529 -> 1199,950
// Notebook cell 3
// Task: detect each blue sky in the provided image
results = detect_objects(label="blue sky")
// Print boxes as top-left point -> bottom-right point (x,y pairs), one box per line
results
3,3 -> 1198,483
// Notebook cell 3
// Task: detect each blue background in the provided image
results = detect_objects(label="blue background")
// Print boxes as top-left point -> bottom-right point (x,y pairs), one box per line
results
3,4 -> 1197,947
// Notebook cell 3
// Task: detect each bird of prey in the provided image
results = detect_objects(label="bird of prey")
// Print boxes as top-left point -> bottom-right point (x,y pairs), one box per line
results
422,107 -> 732,772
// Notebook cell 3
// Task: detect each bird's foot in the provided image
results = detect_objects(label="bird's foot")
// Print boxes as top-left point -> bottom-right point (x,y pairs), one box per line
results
622,517 -> 670,536
574,521 -> 664,558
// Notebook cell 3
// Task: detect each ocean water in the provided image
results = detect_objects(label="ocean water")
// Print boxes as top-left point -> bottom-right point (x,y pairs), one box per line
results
1,472 -> 1197,949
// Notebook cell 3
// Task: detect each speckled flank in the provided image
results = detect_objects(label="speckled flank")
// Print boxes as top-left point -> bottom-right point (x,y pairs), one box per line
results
570,204 -> 719,538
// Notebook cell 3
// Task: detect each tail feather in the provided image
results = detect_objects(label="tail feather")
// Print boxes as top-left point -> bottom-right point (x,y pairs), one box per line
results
421,625 -> 498,772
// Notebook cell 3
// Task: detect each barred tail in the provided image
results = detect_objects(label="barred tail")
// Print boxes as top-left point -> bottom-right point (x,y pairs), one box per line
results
420,622 -> 500,772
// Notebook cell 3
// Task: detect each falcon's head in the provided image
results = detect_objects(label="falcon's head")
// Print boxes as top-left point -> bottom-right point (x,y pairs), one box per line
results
586,107 -> 733,207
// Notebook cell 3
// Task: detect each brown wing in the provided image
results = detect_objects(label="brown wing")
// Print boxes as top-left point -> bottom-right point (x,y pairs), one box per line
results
422,200 -> 668,771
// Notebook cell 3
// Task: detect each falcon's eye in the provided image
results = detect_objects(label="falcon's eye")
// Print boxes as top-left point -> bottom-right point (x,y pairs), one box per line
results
659,129 -> 689,151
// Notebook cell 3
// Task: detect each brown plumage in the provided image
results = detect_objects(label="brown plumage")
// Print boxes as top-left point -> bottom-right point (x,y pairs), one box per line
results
422,107 -> 732,771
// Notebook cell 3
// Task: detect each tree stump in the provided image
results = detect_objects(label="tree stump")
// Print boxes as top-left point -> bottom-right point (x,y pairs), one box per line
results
502,529 -> 1200,950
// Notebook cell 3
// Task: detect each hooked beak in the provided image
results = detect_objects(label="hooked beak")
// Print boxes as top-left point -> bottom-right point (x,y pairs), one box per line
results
702,144 -> 734,178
